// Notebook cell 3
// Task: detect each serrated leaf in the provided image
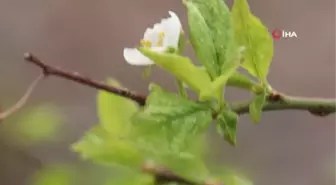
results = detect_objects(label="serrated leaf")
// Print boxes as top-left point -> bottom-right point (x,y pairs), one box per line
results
72,125 -> 143,167
184,1 -> 217,78
199,47 -> 245,100
216,109 -> 238,146
132,85 -> 212,153
158,153 -> 209,183
249,91 -> 267,123
185,0 -> 235,79
139,48 -> 211,93
199,60 -> 241,101
232,0 -> 274,83
97,79 -> 138,135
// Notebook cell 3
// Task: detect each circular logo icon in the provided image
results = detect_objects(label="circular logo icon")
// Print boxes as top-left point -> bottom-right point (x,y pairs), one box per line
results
272,29 -> 282,40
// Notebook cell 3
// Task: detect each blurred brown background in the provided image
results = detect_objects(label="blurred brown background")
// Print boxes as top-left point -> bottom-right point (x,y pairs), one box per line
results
0,0 -> 335,185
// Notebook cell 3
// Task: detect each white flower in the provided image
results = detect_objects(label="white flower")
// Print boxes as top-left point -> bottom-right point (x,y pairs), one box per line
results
123,11 -> 182,66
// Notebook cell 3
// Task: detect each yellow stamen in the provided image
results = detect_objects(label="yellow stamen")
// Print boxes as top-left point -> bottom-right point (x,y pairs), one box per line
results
157,32 -> 165,46
140,40 -> 152,48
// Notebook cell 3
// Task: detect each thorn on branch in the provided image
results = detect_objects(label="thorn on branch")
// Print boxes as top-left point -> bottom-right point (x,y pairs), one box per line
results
267,91 -> 283,102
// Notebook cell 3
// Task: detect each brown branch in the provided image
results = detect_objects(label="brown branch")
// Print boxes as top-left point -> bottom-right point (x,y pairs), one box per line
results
24,53 -> 147,105
23,52 -> 336,117
142,162 -> 223,185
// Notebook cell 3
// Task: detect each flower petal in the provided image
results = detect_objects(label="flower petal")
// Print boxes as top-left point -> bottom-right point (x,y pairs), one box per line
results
123,48 -> 154,66
143,28 -> 158,45
150,46 -> 166,52
143,19 -> 166,45
162,11 -> 182,48
143,11 -> 181,47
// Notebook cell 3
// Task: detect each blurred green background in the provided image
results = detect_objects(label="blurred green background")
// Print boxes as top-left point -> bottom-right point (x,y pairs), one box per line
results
0,0 -> 335,185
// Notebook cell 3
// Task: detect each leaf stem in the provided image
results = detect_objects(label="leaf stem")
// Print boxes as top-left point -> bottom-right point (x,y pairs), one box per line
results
217,88 -> 224,108
175,78 -> 188,98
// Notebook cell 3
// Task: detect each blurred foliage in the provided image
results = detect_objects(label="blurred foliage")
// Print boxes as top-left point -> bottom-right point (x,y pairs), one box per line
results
30,164 -> 76,185
2,103 -> 64,145
29,163 -> 155,185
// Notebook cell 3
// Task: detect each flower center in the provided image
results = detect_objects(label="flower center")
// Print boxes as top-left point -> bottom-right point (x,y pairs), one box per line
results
140,40 -> 152,48
157,32 -> 165,47
140,31 -> 166,48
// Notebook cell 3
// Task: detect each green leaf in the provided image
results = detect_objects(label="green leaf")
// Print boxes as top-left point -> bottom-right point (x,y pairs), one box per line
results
184,1 -> 217,78
199,47 -> 245,100
232,0 -> 274,83
199,63 -> 239,101
178,32 -> 186,54
198,65 -> 261,93
73,78 -> 146,167
226,72 -> 259,91
158,154 -> 209,182
139,48 -> 211,93
216,109 -> 238,146
185,0 -> 235,79
97,78 -> 138,135
132,85 -> 213,153
249,90 -> 267,123
218,173 -> 253,185
72,125 -> 143,167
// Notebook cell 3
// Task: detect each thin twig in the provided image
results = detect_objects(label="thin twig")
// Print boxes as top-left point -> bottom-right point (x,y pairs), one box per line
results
23,52 -> 336,116
0,74 -> 44,121
24,52 -> 147,105
142,162 -> 223,185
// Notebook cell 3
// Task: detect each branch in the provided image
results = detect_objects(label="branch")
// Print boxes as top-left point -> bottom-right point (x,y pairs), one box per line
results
142,162 -> 222,185
24,53 -> 147,105
232,93 -> 336,116
0,74 -> 44,121
22,52 -> 335,184
23,52 -> 336,116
